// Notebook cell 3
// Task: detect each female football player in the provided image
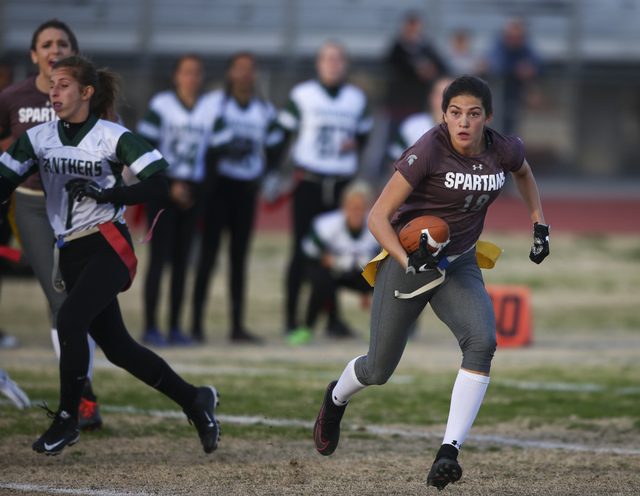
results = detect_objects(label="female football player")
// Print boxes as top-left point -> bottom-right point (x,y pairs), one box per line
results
137,54 -> 226,346
191,52 -> 282,343
0,55 -> 220,456
313,75 -> 550,490
0,19 -> 102,430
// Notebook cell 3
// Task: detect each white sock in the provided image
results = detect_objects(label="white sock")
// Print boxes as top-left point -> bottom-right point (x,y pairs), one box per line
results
51,328 -> 61,360
332,356 -> 367,406
442,369 -> 490,450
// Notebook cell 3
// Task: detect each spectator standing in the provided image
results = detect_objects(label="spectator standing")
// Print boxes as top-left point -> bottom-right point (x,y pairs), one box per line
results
488,17 -> 543,135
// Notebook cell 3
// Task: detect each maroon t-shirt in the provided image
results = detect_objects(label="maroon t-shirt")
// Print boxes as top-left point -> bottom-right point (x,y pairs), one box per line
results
0,75 -> 57,191
392,123 -> 525,255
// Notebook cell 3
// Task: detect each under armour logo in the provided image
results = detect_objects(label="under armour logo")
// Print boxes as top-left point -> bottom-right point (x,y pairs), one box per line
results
472,164 -> 483,171
452,440 -> 459,446
406,154 -> 418,165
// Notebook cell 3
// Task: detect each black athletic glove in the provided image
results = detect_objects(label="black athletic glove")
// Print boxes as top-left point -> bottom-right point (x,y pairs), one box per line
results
406,232 -> 450,274
529,222 -> 550,264
66,178 -> 109,204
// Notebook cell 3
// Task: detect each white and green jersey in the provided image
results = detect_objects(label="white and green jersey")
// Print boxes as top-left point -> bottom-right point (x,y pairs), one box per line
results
388,112 -> 436,161
212,90 -> 284,181
278,80 -> 373,176
136,90 -> 230,183
301,209 -> 380,275
0,114 -> 168,238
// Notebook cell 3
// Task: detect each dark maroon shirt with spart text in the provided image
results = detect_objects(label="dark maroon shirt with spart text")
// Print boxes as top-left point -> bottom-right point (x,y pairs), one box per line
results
0,75 -> 58,191
392,123 -> 525,255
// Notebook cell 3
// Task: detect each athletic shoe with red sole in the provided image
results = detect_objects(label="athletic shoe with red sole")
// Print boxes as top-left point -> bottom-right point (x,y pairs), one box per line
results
78,397 -> 103,431
313,380 -> 347,456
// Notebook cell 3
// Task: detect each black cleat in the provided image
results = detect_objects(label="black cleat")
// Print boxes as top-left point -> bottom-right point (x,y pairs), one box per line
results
313,381 -> 347,456
32,405 -> 80,456
427,457 -> 463,491
183,386 -> 220,454
78,397 -> 103,431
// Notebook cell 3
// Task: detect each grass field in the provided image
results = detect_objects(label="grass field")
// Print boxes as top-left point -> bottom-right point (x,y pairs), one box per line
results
1,229 -> 639,495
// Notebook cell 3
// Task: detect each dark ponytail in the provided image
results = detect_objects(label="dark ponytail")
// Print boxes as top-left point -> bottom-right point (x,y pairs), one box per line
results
52,55 -> 121,122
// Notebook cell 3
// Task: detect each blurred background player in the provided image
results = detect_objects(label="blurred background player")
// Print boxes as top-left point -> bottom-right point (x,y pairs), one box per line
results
137,54 -> 229,346
289,181 -> 379,344
0,369 -> 30,409
0,19 -> 102,430
387,76 -> 453,163
191,52 -> 283,344
275,41 -> 373,337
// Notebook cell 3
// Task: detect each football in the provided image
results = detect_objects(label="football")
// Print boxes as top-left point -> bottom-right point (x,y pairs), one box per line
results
398,215 -> 450,254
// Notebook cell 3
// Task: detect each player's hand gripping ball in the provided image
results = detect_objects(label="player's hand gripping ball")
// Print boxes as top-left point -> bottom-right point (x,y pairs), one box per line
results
529,222 -> 550,264
399,216 -> 451,274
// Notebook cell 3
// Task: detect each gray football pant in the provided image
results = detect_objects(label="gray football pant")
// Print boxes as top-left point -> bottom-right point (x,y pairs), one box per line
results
354,249 -> 497,384
13,191 -> 65,327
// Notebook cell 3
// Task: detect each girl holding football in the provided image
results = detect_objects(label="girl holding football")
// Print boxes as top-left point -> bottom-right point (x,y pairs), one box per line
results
313,75 -> 550,490
0,55 -> 220,456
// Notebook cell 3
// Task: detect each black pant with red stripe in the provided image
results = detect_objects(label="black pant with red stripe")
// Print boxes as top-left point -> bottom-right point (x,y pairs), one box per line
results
56,222 -> 197,418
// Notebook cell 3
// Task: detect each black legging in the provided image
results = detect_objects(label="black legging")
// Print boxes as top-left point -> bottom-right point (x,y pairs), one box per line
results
304,262 -> 372,329
56,223 -> 196,417
143,184 -> 201,331
285,176 -> 351,330
192,175 -> 258,339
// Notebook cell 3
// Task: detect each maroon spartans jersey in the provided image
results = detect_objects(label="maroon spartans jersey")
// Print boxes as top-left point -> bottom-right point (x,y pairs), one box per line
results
391,123 -> 525,255
0,75 -> 57,191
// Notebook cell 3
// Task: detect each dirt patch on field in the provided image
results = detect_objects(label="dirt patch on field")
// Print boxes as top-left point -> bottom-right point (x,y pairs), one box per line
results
1,433 -> 639,496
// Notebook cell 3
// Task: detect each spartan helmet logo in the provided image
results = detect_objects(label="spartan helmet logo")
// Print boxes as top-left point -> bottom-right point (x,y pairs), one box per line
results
406,154 -> 418,165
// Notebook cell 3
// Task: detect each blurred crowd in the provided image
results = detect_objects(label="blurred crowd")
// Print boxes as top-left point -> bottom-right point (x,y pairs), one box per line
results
0,11 -> 544,349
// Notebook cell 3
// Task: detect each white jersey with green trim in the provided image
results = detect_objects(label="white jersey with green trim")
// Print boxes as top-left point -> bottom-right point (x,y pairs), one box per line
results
212,90 -> 283,181
388,112 -> 436,161
0,114 -> 168,238
278,80 -> 372,176
136,90 -> 228,183
301,209 -> 380,275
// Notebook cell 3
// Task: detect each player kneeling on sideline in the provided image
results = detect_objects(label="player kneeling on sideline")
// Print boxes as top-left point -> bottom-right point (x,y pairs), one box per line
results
287,181 -> 379,345
0,55 -> 220,456
313,75 -> 549,490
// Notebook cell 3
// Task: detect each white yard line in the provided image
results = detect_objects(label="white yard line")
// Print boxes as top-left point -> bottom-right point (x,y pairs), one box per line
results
100,405 -> 640,456
0,483 -> 156,496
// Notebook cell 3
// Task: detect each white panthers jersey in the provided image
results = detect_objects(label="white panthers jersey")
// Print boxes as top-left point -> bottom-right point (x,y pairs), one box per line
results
278,80 -> 373,176
388,112 -> 436,161
212,90 -> 283,181
0,114 -> 168,238
136,90 -> 230,183
301,209 -> 380,275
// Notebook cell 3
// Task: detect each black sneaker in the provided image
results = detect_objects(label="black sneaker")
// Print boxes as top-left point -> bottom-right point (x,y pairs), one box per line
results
183,386 -> 220,454
313,381 -> 347,456
78,397 -> 103,431
427,457 -> 463,491
32,405 -> 80,456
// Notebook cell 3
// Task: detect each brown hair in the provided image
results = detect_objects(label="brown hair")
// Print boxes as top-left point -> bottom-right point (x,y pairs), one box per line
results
52,55 -> 121,122
30,19 -> 79,54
